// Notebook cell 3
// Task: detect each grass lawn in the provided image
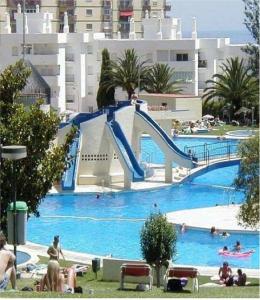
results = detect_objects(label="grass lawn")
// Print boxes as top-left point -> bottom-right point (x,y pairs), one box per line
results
181,124 -> 258,136
1,256 -> 259,298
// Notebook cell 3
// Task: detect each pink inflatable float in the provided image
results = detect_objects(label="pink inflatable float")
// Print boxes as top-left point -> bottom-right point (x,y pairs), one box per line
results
218,249 -> 255,258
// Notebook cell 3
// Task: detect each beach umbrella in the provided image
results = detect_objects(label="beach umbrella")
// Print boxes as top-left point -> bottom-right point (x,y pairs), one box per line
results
234,107 -> 251,115
202,114 -> 214,120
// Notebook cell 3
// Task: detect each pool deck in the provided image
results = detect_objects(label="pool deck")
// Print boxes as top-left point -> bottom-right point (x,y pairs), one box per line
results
166,204 -> 259,233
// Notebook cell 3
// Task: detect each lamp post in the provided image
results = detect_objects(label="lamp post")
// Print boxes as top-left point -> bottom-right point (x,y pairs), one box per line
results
1,146 -> 27,270
22,0 -> 26,60
251,106 -> 255,126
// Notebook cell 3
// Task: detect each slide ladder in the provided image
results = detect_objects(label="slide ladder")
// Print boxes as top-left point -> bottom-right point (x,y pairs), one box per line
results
135,110 -> 197,168
106,121 -> 144,182
61,135 -> 79,190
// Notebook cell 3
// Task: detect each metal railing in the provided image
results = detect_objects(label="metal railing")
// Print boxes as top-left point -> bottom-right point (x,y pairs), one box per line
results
184,140 -> 239,165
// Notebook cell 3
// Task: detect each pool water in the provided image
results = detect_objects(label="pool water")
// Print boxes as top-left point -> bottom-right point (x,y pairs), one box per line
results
141,137 -> 239,164
17,251 -> 31,265
27,162 -> 259,269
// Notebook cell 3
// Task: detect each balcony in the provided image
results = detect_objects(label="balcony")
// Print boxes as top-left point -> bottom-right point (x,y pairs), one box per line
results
143,0 -> 151,10
66,74 -> 75,83
65,53 -> 74,62
164,1 -> 171,11
120,22 -> 130,32
58,0 -> 76,7
7,0 -> 41,7
119,1 -> 133,11
198,59 -> 208,68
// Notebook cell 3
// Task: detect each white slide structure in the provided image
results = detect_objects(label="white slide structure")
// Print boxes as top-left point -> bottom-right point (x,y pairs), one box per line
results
135,110 -> 196,169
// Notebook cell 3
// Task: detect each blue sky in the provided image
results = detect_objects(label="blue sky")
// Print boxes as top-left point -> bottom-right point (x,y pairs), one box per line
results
170,0 -> 247,32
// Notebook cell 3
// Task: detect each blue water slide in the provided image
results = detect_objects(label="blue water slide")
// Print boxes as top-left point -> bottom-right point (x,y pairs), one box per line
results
135,110 -> 197,167
107,121 -> 144,182
61,135 -> 79,190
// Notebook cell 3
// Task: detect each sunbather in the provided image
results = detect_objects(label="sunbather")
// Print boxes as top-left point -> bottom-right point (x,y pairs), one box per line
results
40,266 -> 76,293
218,262 -> 232,284
234,269 -> 247,286
0,232 -> 16,291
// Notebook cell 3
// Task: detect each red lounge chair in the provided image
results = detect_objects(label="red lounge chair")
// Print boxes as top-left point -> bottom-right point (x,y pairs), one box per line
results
120,263 -> 153,290
164,267 -> 199,292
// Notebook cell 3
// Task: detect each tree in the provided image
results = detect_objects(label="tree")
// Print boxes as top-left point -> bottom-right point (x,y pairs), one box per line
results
241,0 -> 259,77
96,49 -> 115,109
140,212 -> 177,287
143,63 -> 182,94
202,57 -> 259,118
234,136 -> 259,228
105,49 -> 149,99
0,60 -> 76,232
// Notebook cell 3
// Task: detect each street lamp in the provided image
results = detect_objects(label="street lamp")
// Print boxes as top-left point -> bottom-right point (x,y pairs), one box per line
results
1,145 -> 27,270
251,107 -> 255,126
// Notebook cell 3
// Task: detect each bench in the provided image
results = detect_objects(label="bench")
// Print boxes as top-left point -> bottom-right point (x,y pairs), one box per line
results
164,267 -> 199,292
120,263 -> 153,290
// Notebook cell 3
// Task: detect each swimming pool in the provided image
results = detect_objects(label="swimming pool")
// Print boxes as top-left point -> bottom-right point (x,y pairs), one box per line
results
141,136 -> 239,164
17,251 -> 31,265
27,162 -> 259,269
226,130 -> 257,137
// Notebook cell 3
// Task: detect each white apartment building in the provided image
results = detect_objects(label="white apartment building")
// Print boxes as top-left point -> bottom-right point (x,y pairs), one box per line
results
0,0 -> 171,38
0,6 -> 247,114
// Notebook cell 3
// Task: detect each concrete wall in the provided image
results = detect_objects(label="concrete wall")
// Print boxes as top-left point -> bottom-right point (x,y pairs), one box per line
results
139,94 -> 202,122
77,114 -> 123,185
103,258 -> 167,285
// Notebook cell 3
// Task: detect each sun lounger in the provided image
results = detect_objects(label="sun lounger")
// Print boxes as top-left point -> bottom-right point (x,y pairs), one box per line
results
120,263 -> 153,290
164,267 -> 199,292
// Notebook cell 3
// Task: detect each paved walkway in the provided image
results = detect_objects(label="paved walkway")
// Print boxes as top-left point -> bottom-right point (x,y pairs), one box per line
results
166,205 -> 259,233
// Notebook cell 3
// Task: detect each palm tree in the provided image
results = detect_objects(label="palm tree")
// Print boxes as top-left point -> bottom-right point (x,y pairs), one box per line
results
104,49 -> 149,100
202,57 -> 259,117
143,63 -> 182,94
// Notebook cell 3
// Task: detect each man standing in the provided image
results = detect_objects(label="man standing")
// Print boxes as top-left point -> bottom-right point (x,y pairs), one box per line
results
0,232 -> 16,291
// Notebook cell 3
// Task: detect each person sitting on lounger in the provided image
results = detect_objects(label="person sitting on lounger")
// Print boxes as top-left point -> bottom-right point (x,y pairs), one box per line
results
218,262 -> 232,284
40,265 -> 76,293
234,269 -> 246,286
0,232 -> 16,291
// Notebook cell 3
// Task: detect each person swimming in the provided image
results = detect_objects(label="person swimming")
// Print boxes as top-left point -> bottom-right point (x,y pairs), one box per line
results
181,223 -> 186,233
233,241 -> 242,252
210,226 -> 218,235
220,231 -> 230,237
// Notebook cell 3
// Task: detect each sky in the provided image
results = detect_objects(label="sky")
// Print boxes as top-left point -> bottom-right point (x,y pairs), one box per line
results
170,0 -> 252,41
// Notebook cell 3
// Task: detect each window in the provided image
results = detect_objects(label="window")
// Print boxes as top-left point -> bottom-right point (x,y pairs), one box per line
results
104,9 -> 110,15
12,47 -> 18,56
88,86 -> 94,95
87,45 -> 93,54
176,53 -> 188,61
172,71 -> 193,82
86,9 -> 92,16
87,66 -> 93,75
22,44 -> 32,55
152,1 -> 158,6
86,23 -> 93,31
157,50 -> 168,62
